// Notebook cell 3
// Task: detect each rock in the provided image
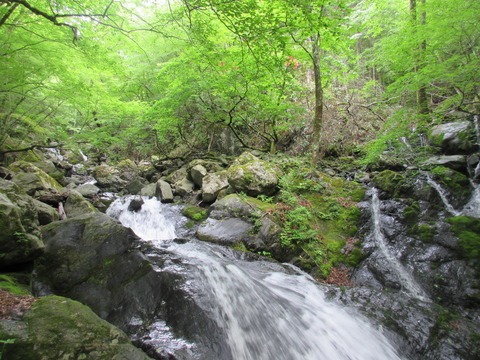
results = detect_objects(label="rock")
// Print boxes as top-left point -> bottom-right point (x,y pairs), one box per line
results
8,161 -> 63,196
128,198 -> 144,212
31,159 -> 66,184
372,170 -> 406,195
422,155 -> 467,172
76,183 -> 100,197
197,218 -> 253,246
156,180 -> 174,203
174,177 -> 195,196
64,190 -> 98,218
116,159 -> 139,182
209,194 -> 255,219
92,164 -> 127,191
428,121 -> 475,154
0,179 -> 44,267
32,199 -> 59,225
202,171 -> 229,203
190,164 -> 207,187
139,183 -> 157,197
126,177 -> 148,195
164,167 -> 188,184
226,152 -> 279,196
0,295 -> 151,360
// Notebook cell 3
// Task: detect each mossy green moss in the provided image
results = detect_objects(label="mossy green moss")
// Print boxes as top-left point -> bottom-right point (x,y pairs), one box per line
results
182,206 -> 207,221
372,170 -> 406,195
446,216 -> 480,263
0,274 -> 30,295
431,167 -> 471,198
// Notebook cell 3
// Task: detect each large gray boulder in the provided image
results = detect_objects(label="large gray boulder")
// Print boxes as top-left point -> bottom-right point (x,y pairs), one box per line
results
422,155 -> 467,172
0,179 -> 44,267
8,161 -> 63,196
197,218 -> 254,246
92,164 -> 127,191
202,171 -> 229,203
156,179 -> 174,203
64,190 -> 98,218
190,164 -> 207,187
0,295 -> 151,360
428,121 -> 475,154
226,152 -> 280,196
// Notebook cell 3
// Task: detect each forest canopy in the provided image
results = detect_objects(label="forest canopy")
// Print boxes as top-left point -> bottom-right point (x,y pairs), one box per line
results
0,0 -> 478,161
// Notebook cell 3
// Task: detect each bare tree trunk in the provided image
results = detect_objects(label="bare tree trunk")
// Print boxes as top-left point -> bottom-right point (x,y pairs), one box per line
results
410,0 -> 429,115
311,34 -> 323,162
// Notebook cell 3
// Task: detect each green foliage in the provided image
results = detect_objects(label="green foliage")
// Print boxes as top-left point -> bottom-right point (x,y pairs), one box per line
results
372,170 -> 406,195
0,274 -> 30,295
446,216 -> 480,262
431,167 -> 471,198
182,206 -> 208,221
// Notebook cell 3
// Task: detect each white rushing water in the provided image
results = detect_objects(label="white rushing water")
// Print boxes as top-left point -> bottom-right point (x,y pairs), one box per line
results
108,196 -> 403,360
370,188 -> 429,302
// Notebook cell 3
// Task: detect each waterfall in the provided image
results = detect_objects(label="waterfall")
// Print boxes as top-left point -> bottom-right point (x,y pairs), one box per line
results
107,196 -> 404,360
370,188 -> 429,302
425,175 -> 461,216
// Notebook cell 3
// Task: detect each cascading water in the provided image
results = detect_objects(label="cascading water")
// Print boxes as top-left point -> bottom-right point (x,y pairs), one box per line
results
425,175 -> 461,217
107,196 -> 403,360
370,188 -> 429,302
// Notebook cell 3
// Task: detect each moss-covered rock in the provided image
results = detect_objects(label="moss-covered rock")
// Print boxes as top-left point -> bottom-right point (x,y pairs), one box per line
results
0,295 -> 151,360
64,189 -> 98,218
182,206 -> 208,221
446,216 -> 480,264
372,170 -> 406,196
0,179 -> 44,268
431,166 -> 471,200
428,121 -> 475,154
8,161 -> 63,196
226,152 -> 280,196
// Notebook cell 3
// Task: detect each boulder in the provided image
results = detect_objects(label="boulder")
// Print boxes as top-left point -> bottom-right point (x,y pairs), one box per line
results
31,159 -> 66,184
164,167 -> 188,185
32,199 -> 59,225
156,180 -> 174,203
76,183 -> 100,197
174,177 -> 195,197
197,218 -> 253,246
209,194 -> 255,220
127,177 -> 148,195
0,179 -> 44,267
202,171 -> 229,203
0,295 -> 151,360
8,161 -> 63,196
190,164 -> 207,187
422,155 -> 467,172
115,159 -> 139,182
64,190 -> 98,218
140,183 -> 157,197
428,121 -> 475,154
92,164 -> 127,191
226,152 -> 279,196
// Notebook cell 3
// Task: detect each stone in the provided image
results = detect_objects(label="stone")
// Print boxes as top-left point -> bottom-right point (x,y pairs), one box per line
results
226,152 -> 280,196
208,194 -> 255,220
174,177 -> 195,196
32,199 -> 59,225
128,198 -> 144,212
64,190 -> 98,218
202,171 -> 229,203
0,295 -> 151,360
92,164 -> 127,191
190,164 -> 207,187
139,183 -> 157,197
156,179 -> 174,203
8,161 -> 63,196
76,183 -> 100,197
0,179 -> 44,267
164,167 -> 188,184
115,159 -> 139,182
422,155 -> 467,172
126,177 -> 148,195
428,121 -> 475,154
196,218 -> 253,245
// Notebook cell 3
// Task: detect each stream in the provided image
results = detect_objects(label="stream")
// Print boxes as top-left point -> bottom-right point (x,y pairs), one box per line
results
107,196 -> 403,360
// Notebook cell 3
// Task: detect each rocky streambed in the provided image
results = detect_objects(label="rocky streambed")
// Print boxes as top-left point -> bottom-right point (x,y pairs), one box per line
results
0,115 -> 479,359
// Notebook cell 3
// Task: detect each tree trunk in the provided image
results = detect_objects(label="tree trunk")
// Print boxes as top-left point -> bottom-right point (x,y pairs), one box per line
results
311,34 -> 323,162
410,0 -> 429,115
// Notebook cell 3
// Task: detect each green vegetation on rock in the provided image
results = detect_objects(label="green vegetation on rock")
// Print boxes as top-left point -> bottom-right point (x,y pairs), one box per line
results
446,216 -> 480,264
182,206 -> 208,221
